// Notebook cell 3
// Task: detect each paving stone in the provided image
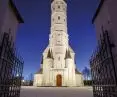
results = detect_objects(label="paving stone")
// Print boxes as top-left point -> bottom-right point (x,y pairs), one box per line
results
20,86 -> 93,97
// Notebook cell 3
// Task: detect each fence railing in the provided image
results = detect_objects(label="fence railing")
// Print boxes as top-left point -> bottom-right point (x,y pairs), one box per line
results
0,32 -> 24,97
90,31 -> 117,97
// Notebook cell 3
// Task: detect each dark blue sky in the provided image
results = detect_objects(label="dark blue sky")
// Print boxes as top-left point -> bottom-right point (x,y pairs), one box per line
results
14,0 -> 99,78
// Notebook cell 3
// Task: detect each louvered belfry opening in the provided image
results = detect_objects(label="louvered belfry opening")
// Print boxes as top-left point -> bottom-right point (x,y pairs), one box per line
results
0,33 -> 24,97
90,31 -> 117,97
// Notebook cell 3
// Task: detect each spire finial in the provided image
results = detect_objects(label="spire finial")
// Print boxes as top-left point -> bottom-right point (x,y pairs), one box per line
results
47,49 -> 54,59
65,49 -> 71,59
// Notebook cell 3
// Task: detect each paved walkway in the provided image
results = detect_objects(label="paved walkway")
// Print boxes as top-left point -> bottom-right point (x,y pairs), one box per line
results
20,86 -> 93,97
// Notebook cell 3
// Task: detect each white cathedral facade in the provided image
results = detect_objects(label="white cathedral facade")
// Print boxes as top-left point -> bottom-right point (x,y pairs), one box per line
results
33,0 -> 84,87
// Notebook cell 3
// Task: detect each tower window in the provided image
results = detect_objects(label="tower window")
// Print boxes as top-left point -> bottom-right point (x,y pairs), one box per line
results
63,8 -> 65,11
58,5 -> 60,9
65,64 -> 67,68
52,64 -> 54,68
58,16 -> 60,20
53,7 -> 55,11
58,57 -> 60,61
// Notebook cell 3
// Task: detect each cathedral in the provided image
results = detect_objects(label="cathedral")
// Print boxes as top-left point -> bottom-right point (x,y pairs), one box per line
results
33,0 -> 84,87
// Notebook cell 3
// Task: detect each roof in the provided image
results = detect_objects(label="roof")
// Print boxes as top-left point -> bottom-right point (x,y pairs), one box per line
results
47,49 -> 53,59
75,69 -> 81,74
9,0 -> 24,23
41,56 -> 43,64
35,68 -> 43,74
47,49 -> 51,58
92,0 -> 105,23
69,45 -> 75,53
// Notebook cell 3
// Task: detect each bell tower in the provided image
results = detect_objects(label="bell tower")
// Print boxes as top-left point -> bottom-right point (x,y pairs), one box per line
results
33,0 -> 84,87
49,0 -> 69,69
50,0 -> 68,48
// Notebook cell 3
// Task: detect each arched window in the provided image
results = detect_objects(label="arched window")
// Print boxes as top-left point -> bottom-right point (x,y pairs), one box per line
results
58,57 -> 60,60
52,64 -> 54,68
53,7 -> 55,11
58,5 -> 60,9
58,16 -> 60,20
63,8 -> 65,11
65,64 -> 67,68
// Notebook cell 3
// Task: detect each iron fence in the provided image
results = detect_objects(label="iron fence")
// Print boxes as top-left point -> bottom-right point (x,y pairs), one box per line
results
0,33 -> 24,97
90,31 -> 117,97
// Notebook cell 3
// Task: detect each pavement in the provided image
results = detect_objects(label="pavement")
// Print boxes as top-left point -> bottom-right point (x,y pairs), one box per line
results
20,86 -> 93,97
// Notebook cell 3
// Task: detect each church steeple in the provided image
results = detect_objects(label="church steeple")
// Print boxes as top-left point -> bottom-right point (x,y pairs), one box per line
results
51,50 -> 54,59
34,0 -> 83,87
67,49 -> 71,58
47,49 -> 53,59
65,49 -> 71,59
50,0 -> 68,47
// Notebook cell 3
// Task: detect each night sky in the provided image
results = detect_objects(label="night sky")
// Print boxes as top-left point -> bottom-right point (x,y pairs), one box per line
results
14,0 -> 99,79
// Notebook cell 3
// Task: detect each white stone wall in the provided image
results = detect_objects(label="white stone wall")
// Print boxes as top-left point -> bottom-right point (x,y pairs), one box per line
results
50,0 -> 68,48
43,58 -> 53,86
76,74 -> 84,87
33,74 -> 43,86
66,59 -> 76,86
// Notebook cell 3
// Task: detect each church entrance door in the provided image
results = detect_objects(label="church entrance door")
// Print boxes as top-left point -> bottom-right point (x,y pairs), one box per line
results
56,74 -> 62,87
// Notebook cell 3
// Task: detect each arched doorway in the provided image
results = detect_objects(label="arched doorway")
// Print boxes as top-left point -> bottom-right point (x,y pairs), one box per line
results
56,74 -> 62,87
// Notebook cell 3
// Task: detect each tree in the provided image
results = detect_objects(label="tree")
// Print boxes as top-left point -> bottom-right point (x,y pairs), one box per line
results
82,67 -> 91,85
28,73 -> 34,86
29,73 -> 34,81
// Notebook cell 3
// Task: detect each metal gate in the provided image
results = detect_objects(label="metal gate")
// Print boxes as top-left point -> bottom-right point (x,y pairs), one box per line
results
0,33 -> 24,97
90,31 -> 117,97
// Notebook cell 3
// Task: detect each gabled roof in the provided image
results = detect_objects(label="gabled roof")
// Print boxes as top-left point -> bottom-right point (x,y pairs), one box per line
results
43,46 -> 49,53
35,68 -> 43,74
92,0 -> 105,23
75,69 -> 81,74
69,45 -> 75,53
9,0 -> 24,23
